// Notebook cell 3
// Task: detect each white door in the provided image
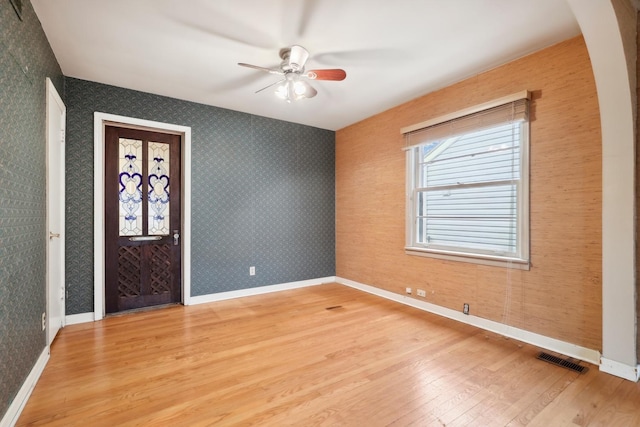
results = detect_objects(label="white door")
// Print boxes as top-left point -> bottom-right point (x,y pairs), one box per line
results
46,78 -> 66,346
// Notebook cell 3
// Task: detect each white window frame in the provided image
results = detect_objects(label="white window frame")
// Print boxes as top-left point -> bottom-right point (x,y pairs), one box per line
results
403,91 -> 530,270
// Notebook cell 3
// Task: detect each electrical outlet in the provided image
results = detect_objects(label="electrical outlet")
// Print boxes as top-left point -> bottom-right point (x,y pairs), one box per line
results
405,287 -> 412,294
249,266 -> 255,276
417,289 -> 426,297
463,303 -> 470,315
41,312 -> 46,330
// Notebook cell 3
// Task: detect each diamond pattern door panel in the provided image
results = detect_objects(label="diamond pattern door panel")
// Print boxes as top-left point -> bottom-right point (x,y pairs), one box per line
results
149,244 -> 171,295
118,246 -> 142,297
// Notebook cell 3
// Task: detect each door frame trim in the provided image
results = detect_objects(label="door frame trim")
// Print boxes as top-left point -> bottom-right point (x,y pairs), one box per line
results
93,112 -> 192,320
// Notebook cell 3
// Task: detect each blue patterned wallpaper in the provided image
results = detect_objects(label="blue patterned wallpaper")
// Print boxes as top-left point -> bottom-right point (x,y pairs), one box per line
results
0,0 -> 64,419
65,78 -> 335,314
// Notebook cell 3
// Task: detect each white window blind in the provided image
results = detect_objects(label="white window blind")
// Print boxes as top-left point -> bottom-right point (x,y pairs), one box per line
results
404,94 -> 530,265
405,98 -> 529,150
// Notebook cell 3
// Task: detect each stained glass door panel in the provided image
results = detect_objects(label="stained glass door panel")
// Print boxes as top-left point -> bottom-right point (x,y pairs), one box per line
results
105,126 -> 181,314
118,138 -> 143,236
148,141 -> 170,235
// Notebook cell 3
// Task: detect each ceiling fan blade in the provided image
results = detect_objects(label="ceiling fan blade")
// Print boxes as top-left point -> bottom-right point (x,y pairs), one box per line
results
238,63 -> 283,75
169,14 -> 277,50
305,69 -> 347,81
314,49 -> 407,66
288,45 -> 310,71
255,78 -> 286,94
212,73 -> 269,92
295,0 -> 321,38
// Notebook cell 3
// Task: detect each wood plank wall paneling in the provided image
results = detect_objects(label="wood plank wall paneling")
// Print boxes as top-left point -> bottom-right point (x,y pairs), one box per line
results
336,36 -> 603,351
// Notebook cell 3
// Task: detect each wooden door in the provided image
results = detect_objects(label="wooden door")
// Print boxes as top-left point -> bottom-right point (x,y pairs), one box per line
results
105,126 -> 181,314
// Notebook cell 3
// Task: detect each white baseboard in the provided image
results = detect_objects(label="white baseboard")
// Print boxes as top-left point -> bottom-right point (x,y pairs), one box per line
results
336,276 -> 601,366
63,277 -> 338,321
600,357 -> 640,382
1,347 -> 50,427
65,312 -> 95,325
188,276 -> 337,305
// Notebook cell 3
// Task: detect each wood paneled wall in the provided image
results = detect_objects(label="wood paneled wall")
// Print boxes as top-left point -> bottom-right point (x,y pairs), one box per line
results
336,36 -> 603,351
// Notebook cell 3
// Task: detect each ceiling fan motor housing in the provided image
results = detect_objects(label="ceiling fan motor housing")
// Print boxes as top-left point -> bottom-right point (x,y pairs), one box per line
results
279,46 -> 306,73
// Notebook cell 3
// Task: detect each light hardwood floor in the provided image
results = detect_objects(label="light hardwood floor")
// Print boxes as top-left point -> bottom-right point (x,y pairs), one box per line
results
18,284 -> 640,426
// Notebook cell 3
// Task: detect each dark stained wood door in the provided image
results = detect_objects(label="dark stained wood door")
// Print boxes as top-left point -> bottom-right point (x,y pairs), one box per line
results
105,126 -> 181,314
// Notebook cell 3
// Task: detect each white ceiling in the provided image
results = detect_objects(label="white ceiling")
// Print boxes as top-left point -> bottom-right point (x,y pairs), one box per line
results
32,0 -> 581,131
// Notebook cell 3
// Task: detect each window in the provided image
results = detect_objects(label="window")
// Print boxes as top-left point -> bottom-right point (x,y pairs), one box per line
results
403,92 -> 530,268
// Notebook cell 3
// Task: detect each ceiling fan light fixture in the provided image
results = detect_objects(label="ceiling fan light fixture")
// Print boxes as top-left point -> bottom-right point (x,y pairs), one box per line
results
275,75 -> 310,103
294,80 -> 307,96
275,82 -> 291,101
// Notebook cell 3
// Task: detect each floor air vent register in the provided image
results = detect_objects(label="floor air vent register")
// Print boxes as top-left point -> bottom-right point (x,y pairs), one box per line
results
537,352 -> 588,374
322,307 -> 588,374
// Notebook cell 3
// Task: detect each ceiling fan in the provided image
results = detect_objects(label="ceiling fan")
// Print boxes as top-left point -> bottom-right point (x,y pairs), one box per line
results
238,45 -> 347,102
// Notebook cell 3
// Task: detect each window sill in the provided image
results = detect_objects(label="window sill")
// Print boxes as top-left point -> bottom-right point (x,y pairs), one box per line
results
405,247 -> 530,270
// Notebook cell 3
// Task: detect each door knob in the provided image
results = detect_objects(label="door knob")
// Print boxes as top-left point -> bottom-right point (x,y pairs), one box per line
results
173,230 -> 180,246
49,232 -> 60,239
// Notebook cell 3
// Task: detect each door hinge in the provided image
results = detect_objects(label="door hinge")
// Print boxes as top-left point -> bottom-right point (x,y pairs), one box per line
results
60,128 -> 65,143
